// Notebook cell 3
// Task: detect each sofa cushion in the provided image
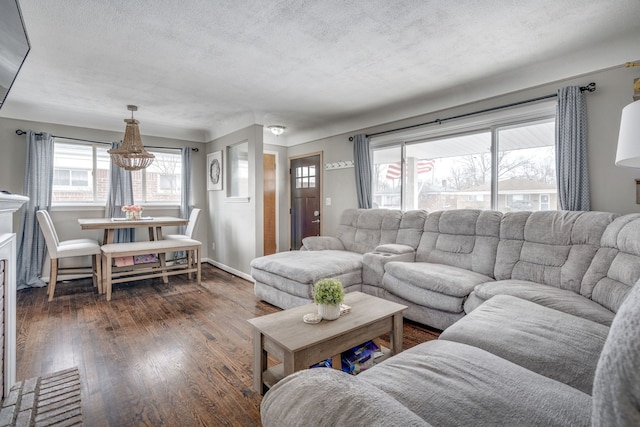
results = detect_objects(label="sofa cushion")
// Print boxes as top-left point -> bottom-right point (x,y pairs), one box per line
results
441,295 -> 609,394
592,281 -> 640,426
582,214 -> 640,313
495,211 -> 617,292
261,368 -> 431,427
470,280 -> 615,325
416,209 -> 502,278
358,340 -> 591,426
396,209 -> 428,249
334,208 -> 403,254
384,262 -> 493,313
250,250 -> 363,298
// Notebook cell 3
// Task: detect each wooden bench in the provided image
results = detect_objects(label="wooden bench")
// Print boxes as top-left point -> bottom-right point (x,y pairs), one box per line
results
101,239 -> 201,301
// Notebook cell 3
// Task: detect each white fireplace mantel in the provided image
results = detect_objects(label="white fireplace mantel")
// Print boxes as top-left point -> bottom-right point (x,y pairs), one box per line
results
0,193 -> 27,397
0,194 -> 29,214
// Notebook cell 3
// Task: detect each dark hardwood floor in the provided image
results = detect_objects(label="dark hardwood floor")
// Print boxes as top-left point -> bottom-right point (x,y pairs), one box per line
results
16,264 -> 440,426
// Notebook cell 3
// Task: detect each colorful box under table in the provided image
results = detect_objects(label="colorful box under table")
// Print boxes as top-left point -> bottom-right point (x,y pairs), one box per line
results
308,340 -> 380,374
341,340 -> 379,375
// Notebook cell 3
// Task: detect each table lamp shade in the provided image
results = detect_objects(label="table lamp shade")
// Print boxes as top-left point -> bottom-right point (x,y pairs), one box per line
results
615,100 -> 640,167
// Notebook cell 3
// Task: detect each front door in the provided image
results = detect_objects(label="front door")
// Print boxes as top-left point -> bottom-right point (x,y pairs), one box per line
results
290,154 -> 321,250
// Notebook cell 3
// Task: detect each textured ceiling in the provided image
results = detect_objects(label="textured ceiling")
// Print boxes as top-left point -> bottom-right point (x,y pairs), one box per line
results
2,0 -> 640,145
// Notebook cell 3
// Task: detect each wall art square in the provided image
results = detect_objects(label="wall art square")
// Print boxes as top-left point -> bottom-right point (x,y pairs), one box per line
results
207,151 -> 223,191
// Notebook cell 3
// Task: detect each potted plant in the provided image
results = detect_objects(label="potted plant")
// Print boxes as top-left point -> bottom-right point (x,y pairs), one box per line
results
313,278 -> 345,320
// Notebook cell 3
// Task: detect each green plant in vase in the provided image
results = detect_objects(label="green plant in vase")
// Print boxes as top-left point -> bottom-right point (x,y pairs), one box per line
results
313,278 -> 345,320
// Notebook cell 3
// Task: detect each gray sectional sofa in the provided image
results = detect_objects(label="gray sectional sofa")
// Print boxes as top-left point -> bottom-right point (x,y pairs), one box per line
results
251,208 -> 640,330
261,282 -> 640,425
252,208 -> 640,426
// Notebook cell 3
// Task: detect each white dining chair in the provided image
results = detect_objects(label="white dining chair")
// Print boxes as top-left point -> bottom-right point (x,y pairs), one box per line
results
165,208 -> 201,274
36,210 -> 102,301
165,208 -> 201,240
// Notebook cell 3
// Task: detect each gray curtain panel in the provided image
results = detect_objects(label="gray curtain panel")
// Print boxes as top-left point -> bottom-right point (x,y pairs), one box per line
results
105,141 -> 135,243
174,147 -> 193,261
179,146 -> 193,235
353,134 -> 372,209
16,131 -> 54,289
556,86 -> 590,211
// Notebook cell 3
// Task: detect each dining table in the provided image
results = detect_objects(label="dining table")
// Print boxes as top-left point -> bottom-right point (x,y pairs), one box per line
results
78,216 -> 188,244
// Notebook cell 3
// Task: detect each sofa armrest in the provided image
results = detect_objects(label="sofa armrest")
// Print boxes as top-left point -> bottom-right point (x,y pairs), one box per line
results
301,236 -> 345,251
363,249 -> 416,288
375,243 -> 415,255
261,368 -> 430,427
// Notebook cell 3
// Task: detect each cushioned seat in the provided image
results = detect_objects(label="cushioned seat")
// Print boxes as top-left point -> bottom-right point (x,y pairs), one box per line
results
442,294 -> 609,394
465,280 -> 616,325
357,340 -> 591,426
252,250 -> 364,308
37,210 -> 102,301
251,209 -> 407,309
264,339 -> 591,427
384,262 -> 493,312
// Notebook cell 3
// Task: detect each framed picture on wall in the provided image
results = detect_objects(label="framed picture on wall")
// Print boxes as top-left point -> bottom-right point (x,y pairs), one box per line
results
207,151 -> 223,191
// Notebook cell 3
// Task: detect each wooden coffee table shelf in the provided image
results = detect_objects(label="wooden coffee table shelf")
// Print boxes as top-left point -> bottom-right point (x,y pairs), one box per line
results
247,292 -> 407,394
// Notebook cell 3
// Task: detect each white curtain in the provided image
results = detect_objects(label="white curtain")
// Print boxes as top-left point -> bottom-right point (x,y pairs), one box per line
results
556,86 -> 590,211
105,141 -> 135,243
16,131 -> 54,289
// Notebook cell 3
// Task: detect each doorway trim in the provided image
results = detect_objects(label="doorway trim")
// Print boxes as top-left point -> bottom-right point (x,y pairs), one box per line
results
288,151 -> 323,250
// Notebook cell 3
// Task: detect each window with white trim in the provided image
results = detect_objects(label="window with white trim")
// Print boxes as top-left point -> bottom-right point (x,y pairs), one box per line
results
372,105 -> 557,212
52,139 -> 182,205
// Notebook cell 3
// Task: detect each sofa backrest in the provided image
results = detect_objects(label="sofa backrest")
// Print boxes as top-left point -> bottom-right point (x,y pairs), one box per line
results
396,210 -> 428,249
592,279 -> 640,426
494,210 -> 618,293
581,213 -> 640,313
335,209 -> 403,254
415,209 -> 502,278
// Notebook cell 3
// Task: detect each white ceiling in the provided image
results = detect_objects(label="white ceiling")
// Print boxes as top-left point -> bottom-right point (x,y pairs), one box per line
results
2,0 -> 640,146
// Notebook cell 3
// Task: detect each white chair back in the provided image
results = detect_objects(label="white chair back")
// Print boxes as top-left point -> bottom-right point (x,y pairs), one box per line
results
185,208 -> 201,238
36,210 -> 60,258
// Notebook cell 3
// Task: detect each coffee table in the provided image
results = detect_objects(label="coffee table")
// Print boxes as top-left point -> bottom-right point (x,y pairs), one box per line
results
247,291 -> 407,394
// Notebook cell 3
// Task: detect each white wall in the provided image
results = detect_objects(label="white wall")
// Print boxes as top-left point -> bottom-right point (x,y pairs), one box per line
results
0,117 -> 208,256
206,125 -> 263,277
287,65 -> 640,237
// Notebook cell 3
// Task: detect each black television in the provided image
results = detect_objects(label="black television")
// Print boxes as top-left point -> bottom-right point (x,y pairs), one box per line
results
0,0 -> 30,110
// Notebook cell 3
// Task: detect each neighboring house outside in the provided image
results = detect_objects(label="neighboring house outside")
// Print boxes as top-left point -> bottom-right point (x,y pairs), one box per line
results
375,178 -> 557,212
441,178 -> 558,212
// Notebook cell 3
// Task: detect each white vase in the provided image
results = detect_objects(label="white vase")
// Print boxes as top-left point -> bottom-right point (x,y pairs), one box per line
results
318,303 -> 341,320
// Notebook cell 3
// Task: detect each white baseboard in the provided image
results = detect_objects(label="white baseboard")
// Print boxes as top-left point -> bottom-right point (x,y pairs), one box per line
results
203,258 -> 254,282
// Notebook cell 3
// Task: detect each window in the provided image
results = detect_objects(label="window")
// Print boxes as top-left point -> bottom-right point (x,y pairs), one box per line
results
295,165 -> 316,189
372,146 -> 402,209
53,139 -> 182,205
372,115 -> 556,212
132,150 -> 182,203
52,141 -> 110,203
227,141 -> 249,198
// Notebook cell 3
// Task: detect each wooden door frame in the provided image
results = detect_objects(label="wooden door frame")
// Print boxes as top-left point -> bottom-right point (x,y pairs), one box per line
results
288,151 -> 323,250
264,150 -> 279,253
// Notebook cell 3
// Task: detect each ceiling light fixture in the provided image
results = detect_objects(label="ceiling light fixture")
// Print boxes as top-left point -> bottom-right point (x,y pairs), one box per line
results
268,125 -> 286,136
108,105 -> 155,170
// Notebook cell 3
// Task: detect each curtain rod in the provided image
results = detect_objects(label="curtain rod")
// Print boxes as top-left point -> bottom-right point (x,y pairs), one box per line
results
14,129 -> 199,152
348,82 -> 596,141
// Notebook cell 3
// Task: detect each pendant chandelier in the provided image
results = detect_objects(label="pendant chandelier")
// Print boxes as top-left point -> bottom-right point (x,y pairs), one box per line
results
108,105 -> 155,170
